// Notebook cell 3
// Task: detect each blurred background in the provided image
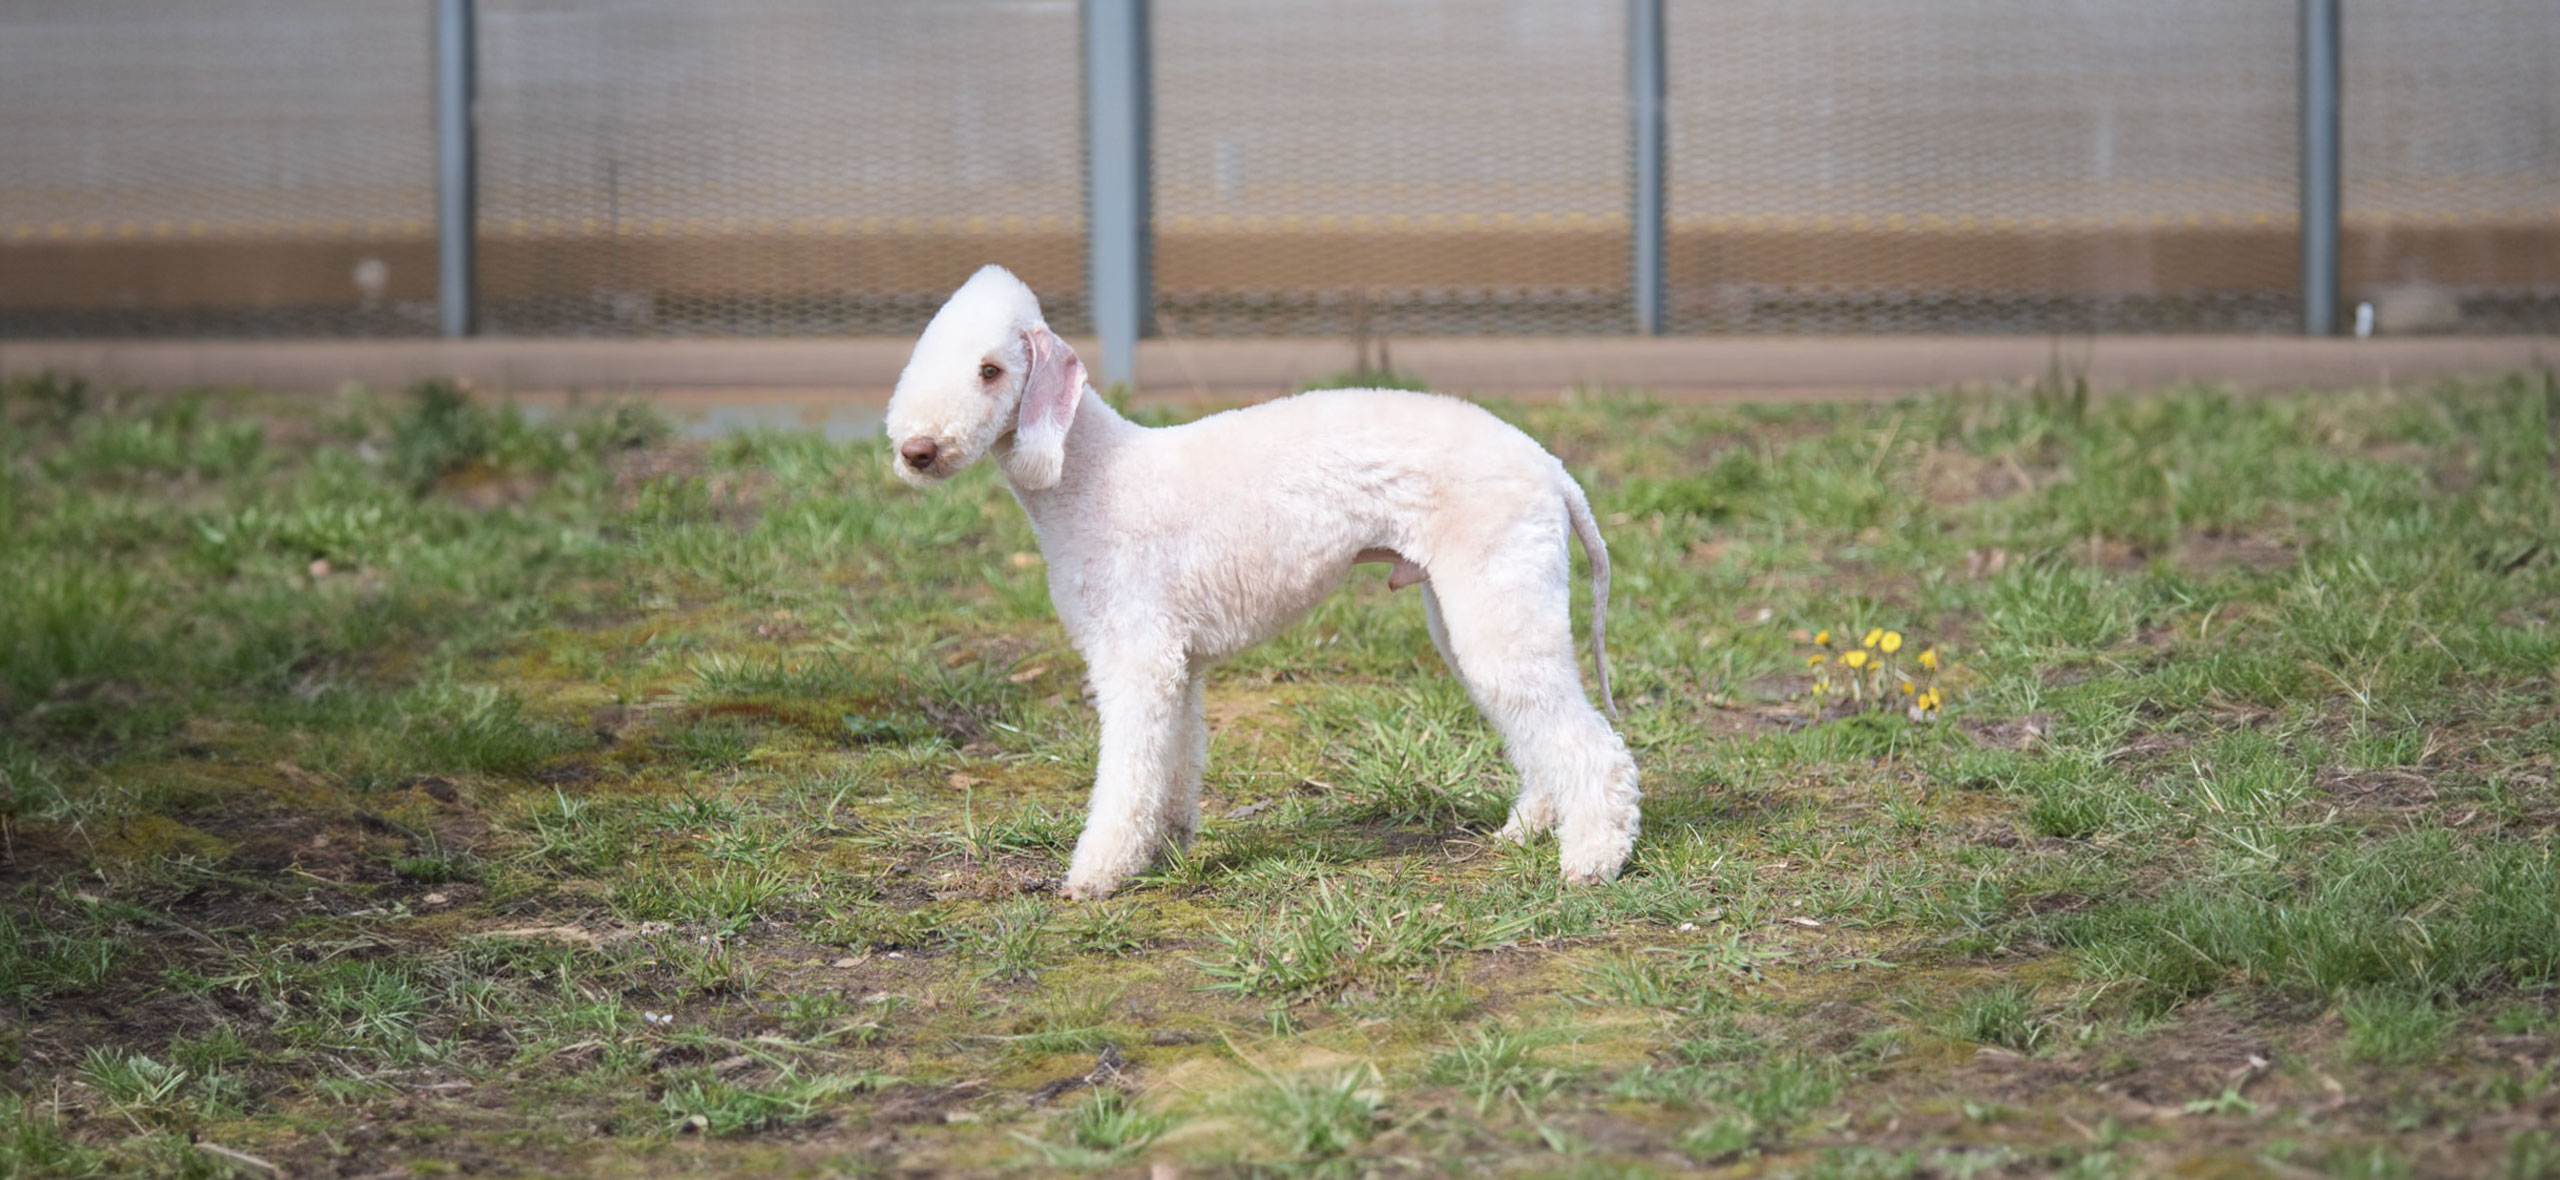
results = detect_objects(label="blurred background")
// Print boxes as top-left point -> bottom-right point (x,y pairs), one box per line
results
1,0 -> 2553,344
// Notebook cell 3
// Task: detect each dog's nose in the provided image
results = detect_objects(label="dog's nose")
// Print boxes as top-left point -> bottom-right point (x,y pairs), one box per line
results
898,437 -> 940,470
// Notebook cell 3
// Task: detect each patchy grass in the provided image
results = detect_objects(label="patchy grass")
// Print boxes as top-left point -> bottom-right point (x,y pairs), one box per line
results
2,368 -> 2557,1177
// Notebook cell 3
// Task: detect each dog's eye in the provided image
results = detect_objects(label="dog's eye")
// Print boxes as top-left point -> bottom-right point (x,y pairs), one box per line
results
979,362 -> 1003,381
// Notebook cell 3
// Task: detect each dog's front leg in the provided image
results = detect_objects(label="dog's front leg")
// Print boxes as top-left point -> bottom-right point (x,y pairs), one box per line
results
1061,653 -> 1188,900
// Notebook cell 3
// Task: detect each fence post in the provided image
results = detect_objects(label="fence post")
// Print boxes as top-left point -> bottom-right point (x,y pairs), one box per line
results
2300,0 -> 2341,336
1085,0 -> 1152,389
435,0 -> 477,338
1630,0 -> 1668,336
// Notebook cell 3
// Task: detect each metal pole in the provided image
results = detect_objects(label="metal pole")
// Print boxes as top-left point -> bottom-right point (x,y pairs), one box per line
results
435,0 -> 477,337
1630,0 -> 1667,336
1084,0 -> 1152,389
2300,0 -> 2340,336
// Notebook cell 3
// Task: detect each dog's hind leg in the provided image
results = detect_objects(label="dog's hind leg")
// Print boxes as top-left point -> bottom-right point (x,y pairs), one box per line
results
1432,552 -> 1640,880
1421,583 -> 1462,679
1157,670 -> 1208,848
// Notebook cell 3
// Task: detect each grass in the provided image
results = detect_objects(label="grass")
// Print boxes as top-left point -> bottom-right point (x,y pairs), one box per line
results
1,368 -> 2558,1176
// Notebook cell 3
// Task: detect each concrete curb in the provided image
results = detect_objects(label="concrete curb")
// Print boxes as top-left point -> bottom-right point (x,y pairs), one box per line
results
3,334 -> 2550,404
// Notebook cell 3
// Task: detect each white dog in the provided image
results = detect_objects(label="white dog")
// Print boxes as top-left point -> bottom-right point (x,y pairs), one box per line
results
884,266 -> 1640,899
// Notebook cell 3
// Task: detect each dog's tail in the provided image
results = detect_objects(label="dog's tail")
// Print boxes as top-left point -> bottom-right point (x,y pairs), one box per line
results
1560,473 -> 1617,718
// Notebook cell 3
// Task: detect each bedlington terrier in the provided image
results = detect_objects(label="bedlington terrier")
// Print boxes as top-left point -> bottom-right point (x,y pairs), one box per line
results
885,265 -> 1640,899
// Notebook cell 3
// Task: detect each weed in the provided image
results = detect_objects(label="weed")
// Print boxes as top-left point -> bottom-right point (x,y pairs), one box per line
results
776,990 -> 885,1045
1062,900 -> 1147,955
0,1092 -> 107,1177
1030,1087 -> 1168,1164
997,987 -> 1121,1057
0,912 -> 128,1003
612,861 -> 797,935
1304,686 -> 1511,828
166,1027 -> 248,1076
664,715 -> 760,769
1241,1064 -> 1385,1162
1575,952 -> 1694,1011
2053,830 -> 2560,1011
2507,1131 -> 2559,1180
659,1063 -> 891,1136
1639,1051 -> 1838,1159
2320,1143 -> 2416,1179
516,788 -> 634,874
1573,949 -> 1733,1015
968,897 -> 1054,982
2182,1087 -> 2259,1117
1803,625 -> 1952,721
285,959 -> 439,1063
644,931 -> 762,995
815,900 -> 944,952
1425,1024 -> 1572,1115
1942,983 -> 2052,1054
1199,878 -> 1523,1000
973,801 -> 1078,857
77,1048 -> 189,1115
392,850 -> 480,883
2341,991 -> 2457,1065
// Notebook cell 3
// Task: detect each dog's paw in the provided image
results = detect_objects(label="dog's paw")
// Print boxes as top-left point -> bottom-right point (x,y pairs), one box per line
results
1059,873 -> 1122,902
1493,808 -> 1556,844
1557,840 -> 1632,885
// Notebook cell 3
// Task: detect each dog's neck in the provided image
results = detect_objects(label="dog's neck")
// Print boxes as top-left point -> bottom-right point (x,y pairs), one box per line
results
1005,385 -> 1138,533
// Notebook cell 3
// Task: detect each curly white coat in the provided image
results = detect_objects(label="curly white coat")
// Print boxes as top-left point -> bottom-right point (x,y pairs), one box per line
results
885,265 -> 1640,898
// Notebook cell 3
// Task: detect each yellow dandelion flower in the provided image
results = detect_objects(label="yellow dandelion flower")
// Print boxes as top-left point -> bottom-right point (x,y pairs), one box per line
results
1807,653 -> 1828,667
1842,650 -> 1870,669
1900,680 -> 1917,694
1862,628 -> 1883,648
1880,631 -> 1904,654
1918,647 -> 1939,671
1814,629 -> 1831,646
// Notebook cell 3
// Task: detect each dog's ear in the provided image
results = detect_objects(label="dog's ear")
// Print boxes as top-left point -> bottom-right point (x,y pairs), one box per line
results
1002,324 -> 1085,490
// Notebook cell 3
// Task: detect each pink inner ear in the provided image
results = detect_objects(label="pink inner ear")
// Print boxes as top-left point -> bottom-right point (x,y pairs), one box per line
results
1019,325 -> 1086,434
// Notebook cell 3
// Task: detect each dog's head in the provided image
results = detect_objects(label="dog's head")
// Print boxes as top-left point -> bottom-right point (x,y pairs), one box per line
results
884,265 -> 1088,491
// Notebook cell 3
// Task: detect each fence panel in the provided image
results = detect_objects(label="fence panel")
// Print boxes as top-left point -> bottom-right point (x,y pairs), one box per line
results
2342,0 -> 2560,333
0,0 -> 436,336
473,0 -> 1084,337
1665,0 -> 2301,334
3,1 -> 2550,340
1151,0 -> 1631,338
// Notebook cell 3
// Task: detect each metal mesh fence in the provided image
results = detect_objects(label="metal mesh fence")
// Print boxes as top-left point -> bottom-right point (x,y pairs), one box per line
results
0,0 -> 436,336
474,0 -> 1083,337
2342,0 -> 2560,334
2,0 -> 2552,339
1153,1 -> 1629,337
1666,0 -> 2302,334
